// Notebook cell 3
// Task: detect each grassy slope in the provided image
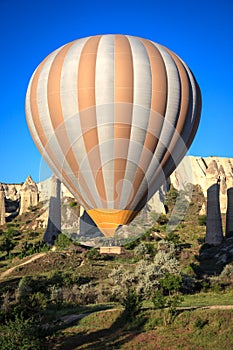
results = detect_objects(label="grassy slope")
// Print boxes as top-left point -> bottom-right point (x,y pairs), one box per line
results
0,185 -> 233,349
49,308 -> 233,350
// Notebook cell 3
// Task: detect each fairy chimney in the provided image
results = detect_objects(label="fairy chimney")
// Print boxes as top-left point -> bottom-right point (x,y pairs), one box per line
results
43,176 -> 61,245
226,187 -> 233,238
205,183 -> 223,245
19,176 -> 39,215
0,184 -> 6,225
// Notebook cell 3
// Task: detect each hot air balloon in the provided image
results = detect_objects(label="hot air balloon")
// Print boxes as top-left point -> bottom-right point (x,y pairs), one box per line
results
25,34 -> 201,238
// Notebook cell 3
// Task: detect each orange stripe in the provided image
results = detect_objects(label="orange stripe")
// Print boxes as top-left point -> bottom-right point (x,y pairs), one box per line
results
47,43 -> 95,207
114,35 -> 134,205
78,36 -> 107,205
28,52 -> 90,208
136,53 -> 201,208
87,208 -> 137,237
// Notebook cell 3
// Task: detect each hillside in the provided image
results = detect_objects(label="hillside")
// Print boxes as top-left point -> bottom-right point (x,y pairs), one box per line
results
1,156 -> 233,245
0,174 -> 233,349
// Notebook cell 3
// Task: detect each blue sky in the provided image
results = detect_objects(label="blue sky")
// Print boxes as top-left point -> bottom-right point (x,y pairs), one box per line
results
0,0 -> 233,183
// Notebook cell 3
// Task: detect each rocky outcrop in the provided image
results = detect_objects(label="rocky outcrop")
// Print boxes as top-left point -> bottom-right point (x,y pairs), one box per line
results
19,176 -> 39,215
205,183 -> 223,246
1,156 -> 233,244
0,184 -> 6,226
170,156 -> 233,214
226,188 -> 233,237
43,176 -> 61,245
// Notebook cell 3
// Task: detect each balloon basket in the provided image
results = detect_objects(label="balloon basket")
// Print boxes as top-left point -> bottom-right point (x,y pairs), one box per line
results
99,246 -> 125,255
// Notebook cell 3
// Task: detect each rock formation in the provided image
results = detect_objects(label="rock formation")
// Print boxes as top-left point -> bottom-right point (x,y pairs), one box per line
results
43,176 -> 61,245
171,156 -> 233,214
1,156 -> 233,242
19,176 -> 39,215
0,184 -> 6,225
205,183 -> 223,246
226,188 -> 233,237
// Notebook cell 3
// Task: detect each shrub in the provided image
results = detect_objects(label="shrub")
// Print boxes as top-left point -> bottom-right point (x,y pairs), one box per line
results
122,289 -> 142,322
0,314 -> 48,350
164,232 -> 181,247
109,240 -> 180,301
18,241 -> 49,258
194,316 -> 209,329
0,236 -> 16,257
159,272 -> 182,295
134,243 -> 150,258
55,233 -> 72,250
220,263 -> 233,279
69,201 -> 77,208
198,215 -> 207,226
152,273 -> 183,325
17,276 -> 32,301
157,214 -> 169,225
86,248 -> 101,260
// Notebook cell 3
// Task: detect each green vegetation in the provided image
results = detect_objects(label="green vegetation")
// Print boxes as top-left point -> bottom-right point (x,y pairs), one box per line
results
69,200 -> 77,208
0,184 -> 233,349
54,233 -> 72,250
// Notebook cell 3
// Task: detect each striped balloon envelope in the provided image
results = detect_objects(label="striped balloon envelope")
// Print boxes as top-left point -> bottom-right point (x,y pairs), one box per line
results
25,34 -> 201,238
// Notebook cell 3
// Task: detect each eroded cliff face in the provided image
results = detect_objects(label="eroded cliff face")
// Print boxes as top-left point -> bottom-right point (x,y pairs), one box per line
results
0,176 -> 39,224
170,156 -> 233,214
0,156 -> 233,232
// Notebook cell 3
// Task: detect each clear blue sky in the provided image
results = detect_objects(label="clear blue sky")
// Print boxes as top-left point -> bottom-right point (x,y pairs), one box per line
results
0,0 -> 233,183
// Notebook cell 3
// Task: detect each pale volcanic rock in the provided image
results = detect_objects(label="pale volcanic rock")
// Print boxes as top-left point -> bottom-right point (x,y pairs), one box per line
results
1,183 -> 21,201
205,183 -> 223,246
171,156 -> 233,214
43,176 -> 62,244
19,176 -> 39,215
0,184 -> 6,225
226,188 -> 233,237
1,156 -> 233,236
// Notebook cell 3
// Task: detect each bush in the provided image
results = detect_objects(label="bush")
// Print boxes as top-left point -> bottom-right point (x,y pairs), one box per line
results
69,201 -> 77,208
122,289 -> 142,321
18,241 -> 49,258
164,232 -> 181,246
220,263 -> 233,279
194,316 -> 209,329
198,215 -> 207,226
0,236 -> 16,257
109,241 -> 180,301
152,273 -> 183,325
134,243 -> 155,259
157,214 -> 169,225
159,272 -> 182,295
86,248 -> 101,260
55,233 -> 72,250
0,314 -> 48,350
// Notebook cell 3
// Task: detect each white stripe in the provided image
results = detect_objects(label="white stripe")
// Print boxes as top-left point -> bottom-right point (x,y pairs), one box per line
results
59,38 -> 102,208
119,36 -> 152,208
136,43 -> 180,195
36,46 -> 93,208
179,59 -> 198,143
95,35 -> 115,207
26,72 -> 57,175
26,68 -> 80,202
152,43 -> 181,162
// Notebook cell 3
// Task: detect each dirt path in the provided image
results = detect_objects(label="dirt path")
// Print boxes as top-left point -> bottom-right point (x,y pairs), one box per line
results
0,252 -> 47,279
58,304 -> 233,327
178,305 -> 233,310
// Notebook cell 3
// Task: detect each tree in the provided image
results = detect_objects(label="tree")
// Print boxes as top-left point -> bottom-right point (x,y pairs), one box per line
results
152,273 -> 183,325
0,236 -> 16,257
0,314 -> 48,350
